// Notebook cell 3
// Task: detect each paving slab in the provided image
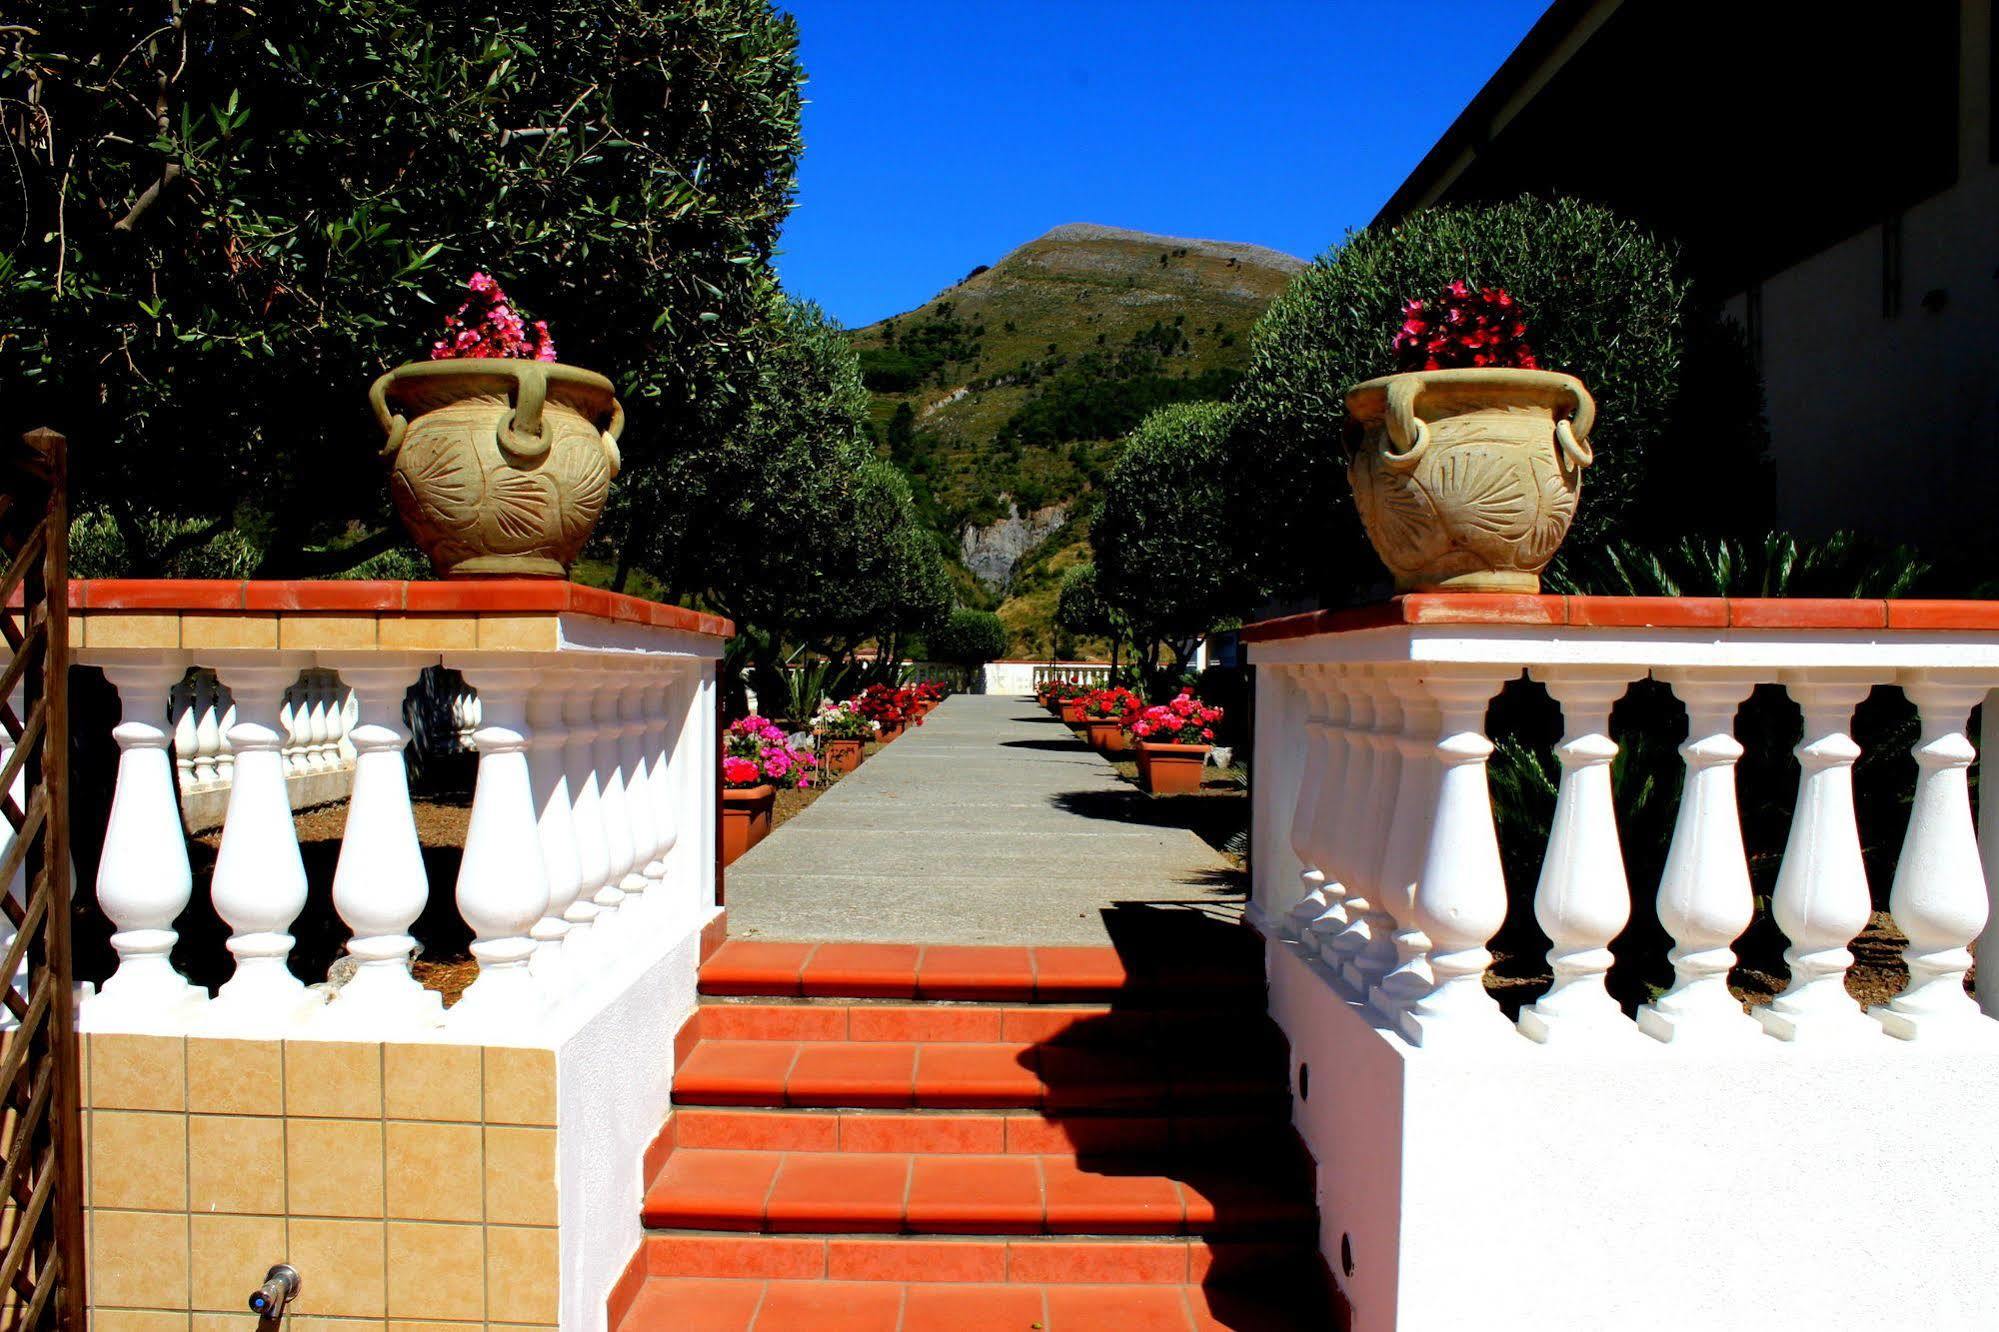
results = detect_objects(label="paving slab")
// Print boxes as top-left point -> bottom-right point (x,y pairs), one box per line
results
723,695 -> 1242,946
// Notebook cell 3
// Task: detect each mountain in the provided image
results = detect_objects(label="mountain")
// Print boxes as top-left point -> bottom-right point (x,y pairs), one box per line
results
850,223 -> 1306,655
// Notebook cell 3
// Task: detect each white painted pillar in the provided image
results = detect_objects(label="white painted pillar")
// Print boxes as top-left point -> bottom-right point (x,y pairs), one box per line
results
525,678 -> 579,987
1343,681 -> 1405,995
318,658 -> 441,1034
559,673 -> 607,972
645,674 -> 680,902
591,669 -> 635,941
1315,678 -> 1374,966
1519,668 -> 1643,1045
1285,668 -> 1331,925
1324,674 -> 1385,975
1399,670 -> 1518,1047
1873,672 -> 1992,1040
616,672 -> 659,917
1372,676 -> 1442,1021
1979,688 -> 1999,1019
696,660 -> 720,909
170,676 -> 198,794
1638,674 -> 1765,1045
1250,665 -> 1303,924
1296,672 -> 1353,939
204,657 -> 320,1031
86,658 -> 206,1028
447,663 -> 551,1033
1757,675 -> 1883,1043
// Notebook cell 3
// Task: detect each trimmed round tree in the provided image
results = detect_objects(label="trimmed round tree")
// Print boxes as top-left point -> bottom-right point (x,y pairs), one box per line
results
928,608 -> 1009,669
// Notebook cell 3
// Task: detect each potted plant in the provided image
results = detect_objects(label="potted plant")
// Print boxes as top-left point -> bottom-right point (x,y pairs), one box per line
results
721,717 -> 815,865
1078,686 -> 1142,755
814,700 -> 875,777
372,273 -> 625,578
853,684 -> 911,742
1130,690 -> 1223,796
1345,281 -> 1595,593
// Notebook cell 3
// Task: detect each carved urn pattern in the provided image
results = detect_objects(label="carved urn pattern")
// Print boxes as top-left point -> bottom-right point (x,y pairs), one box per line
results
1345,367 -> 1595,594
371,359 -> 623,578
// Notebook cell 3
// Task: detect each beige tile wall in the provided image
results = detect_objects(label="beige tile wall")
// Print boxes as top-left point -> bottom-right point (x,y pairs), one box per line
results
84,1033 -> 559,1331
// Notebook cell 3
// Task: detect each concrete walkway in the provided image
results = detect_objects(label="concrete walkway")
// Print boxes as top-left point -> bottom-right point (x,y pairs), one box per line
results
723,695 -> 1241,946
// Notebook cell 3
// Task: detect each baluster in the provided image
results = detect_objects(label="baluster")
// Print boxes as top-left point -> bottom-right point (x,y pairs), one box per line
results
336,678 -> 358,767
170,674 -> 198,795
317,660 -> 441,1033
1519,668 -> 1643,1044
1757,675 -> 1883,1042
309,671 -> 336,773
1399,669 -> 1518,1047
0,690 -> 17,1033
1297,673 -> 1354,939
617,673 -> 659,916
214,684 -> 235,786
560,674 -> 607,972
204,658 -> 319,1030
1980,689 -> 1999,1020
1314,679 -> 1374,963
278,679 -> 302,779
1872,672 -> 1992,1039
86,659 -> 207,1028
191,672 -> 222,787
592,669 -> 636,943
448,663 -> 551,1031
1372,675 -> 1442,1021
646,674 -> 681,902
525,678 -> 580,987
1285,668 -> 1332,927
1341,678 -> 1404,993
1637,674 -> 1764,1045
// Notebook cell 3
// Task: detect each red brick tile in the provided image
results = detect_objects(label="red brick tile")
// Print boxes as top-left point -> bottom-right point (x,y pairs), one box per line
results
641,1150 -> 783,1230
243,580 -> 407,611
78,578 -> 247,610
1005,1116 -> 1171,1157
1031,947 -> 1129,998
645,1234 -> 826,1279
999,1006 -> 1125,1046
701,1003 -> 850,1042
569,583 -> 620,621
1042,1283 -> 1195,1330
785,1043 -> 916,1108
749,1280 -> 905,1330
675,1010 -> 703,1066
1401,592 -> 1566,626
701,912 -> 730,963
1188,1241 -> 1310,1283
913,1044 -> 1043,1108
623,1277 -> 765,1332
1563,595 -> 1728,628
848,1005 -> 1004,1044
838,1112 -> 1006,1155
1886,599 -> 1999,630
763,1153 -> 910,1233
1175,1165 -> 1313,1236
404,578 -> 571,612
1035,1047 -> 1170,1113
800,943 -> 922,998
901,1283 -> 1047,1330
905,1155 -> 1044,1235
1726,597 -> 1888,629
675,1108 -> 840,1153
825,1238 -> 1007,1284
644,1115 -> 677,1183
1186,1281 -> 1328,1332
674,1042 -> 799,1106
609,1249 -> 649,1330
1040,1158 -> 1183,1235
916,946 -> 1036,1001
701,941 -> 817,997
1007,1240 -> 1190,1285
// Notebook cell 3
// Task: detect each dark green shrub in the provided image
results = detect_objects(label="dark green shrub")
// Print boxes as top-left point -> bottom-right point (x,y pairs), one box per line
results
928,607 -> 1008,667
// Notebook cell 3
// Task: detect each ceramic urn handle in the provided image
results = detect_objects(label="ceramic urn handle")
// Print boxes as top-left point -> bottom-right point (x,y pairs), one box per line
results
1555,378 -> 1596,471
1381,374 -> 1432,472
600,398 -> 625,477
496,361 -> 553,464
369,370 -> 407,461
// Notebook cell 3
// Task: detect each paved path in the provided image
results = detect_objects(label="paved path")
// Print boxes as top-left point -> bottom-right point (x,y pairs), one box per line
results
723,695 -> 1241,946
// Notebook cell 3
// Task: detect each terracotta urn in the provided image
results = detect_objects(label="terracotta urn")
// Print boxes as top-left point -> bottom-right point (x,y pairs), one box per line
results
1137,742 -> 1209,796
822,738 -> 864,777
1345,368 -> 1594,593
372,359 -> 624,578
721,784 -> 776,867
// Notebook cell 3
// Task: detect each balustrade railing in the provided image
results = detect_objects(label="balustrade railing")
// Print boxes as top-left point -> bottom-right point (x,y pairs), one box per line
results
1030,662 -> 1112,689
1247,595 -> 1999,1050
71,579 -> 727,1041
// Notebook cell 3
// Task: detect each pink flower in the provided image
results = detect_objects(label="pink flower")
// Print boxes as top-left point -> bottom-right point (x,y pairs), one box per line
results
722,756 -> 758,786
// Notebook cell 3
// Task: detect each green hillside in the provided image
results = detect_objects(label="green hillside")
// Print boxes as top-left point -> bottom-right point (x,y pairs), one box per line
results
850,223 -> 1304,655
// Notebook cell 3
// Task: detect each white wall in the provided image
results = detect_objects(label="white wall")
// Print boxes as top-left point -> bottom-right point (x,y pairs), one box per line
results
1722,0 -> 1996,543
1265,936 -> 1999,1331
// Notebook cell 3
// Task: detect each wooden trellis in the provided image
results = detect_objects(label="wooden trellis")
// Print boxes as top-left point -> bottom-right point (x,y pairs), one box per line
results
0,428 -> 84,1328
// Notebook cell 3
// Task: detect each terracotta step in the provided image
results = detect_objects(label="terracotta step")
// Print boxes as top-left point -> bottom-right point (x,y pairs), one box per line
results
671,1039 -> 1288,1112
700,940 -> 1266,1005
638,1232 -> 1312,1285
640,1149 -> 1315,1237
669,1108 -> 1291,1156
615,1275 -> 1329,1331
694,1001 -> 1291,1055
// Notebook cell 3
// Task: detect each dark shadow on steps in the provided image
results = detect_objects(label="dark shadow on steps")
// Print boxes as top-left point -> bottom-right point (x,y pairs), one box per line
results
999,738 -> 1098,752
1050,787 -> 1250,859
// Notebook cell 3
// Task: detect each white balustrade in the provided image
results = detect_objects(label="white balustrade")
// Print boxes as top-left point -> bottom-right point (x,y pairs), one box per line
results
74,594 -> 727,1042
1246,600 -> 1999,1054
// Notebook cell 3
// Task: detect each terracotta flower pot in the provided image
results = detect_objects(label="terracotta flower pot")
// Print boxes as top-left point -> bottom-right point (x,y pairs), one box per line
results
1080,718 -> 1120,753
1137,742 -> 1209,795
1059,699 -> 1086,725
1345,368 -> 1595,593
878,718 -> 906,743
721,784 -> 775,866
372,358 -> 624,578
822,738 -> 864,776
1101,726 -> 1133,755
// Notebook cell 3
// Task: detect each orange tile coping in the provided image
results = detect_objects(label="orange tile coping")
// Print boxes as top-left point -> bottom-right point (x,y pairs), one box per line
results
66,577 -> 732,647
1238,593 -> 1999,642
699,940 -> 1264,1004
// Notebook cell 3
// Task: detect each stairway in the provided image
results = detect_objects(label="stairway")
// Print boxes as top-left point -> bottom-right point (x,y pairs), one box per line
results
612,936 -> 1333,1331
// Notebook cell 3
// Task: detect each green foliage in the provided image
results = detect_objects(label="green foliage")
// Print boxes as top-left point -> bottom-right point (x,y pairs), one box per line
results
927,607 -> 1008,666
1054,563 -> 1110,638
1228,196 -> 1754,603
1093,401 -> 1237,686
3,0 -> 804,576
1545,531 -> 1930,599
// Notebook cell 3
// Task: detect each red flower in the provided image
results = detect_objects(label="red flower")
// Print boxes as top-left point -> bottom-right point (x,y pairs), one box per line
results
1390,282 -> 1538,374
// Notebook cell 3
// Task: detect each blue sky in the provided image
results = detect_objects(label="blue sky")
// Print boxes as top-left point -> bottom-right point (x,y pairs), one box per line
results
773,1 -> 1549,327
